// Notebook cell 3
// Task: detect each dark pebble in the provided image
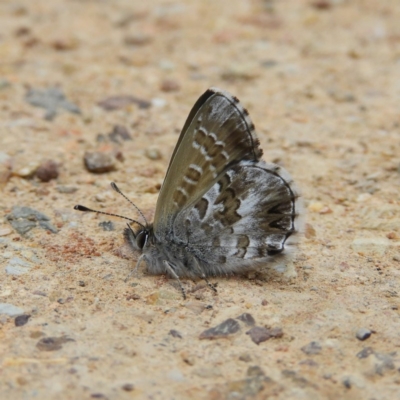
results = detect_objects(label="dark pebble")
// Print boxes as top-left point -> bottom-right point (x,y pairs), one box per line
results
15,314 -> 31,326
342,377 -> 352,389
301,341 -> 322,355
36,336 -> 75,351
36,160 -> 59,182
84,151 -> 116,173
121,384 -> 134,391
6,206 -> 58,235
356,347 -> 374,359
99,221 -> 115,231
97,95 -> 151,111
91,394 -> 107,399
169,329 -> 182,338
108,125 -> 132,143
236,313 -> 256,326
78,280 -> 86,287
199,318 -> 240,340
246,326 -> 283,345
356,328 -> 372,341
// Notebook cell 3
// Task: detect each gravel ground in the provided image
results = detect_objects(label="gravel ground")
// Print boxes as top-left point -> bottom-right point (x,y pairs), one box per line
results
1,1 -> 400,399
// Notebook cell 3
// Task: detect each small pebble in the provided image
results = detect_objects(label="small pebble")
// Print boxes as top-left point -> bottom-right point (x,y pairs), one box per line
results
15,314 -> 31,326
121,383 -> 135,392
246,326 -> 283,345
84,151 -> 116,173
144,147 -> 162,160
6,206 -> 58,234
91,394 -> 106,399
151,98 -> 167,108
356,328 -> 372,341
169,329 -> 182,339
160,79 -> 180,92
36,336 -> 75,351
25,87 -> 81,120
301,341 -> 322,355
342,377 -> 352,389
357,347 -> 374,359
5,257 -> 32,275
199,318 -> 240,340
36,160 -> 59,182
0,303 -> 24,317
108,125 -> 132,143
308,202 -> 325,212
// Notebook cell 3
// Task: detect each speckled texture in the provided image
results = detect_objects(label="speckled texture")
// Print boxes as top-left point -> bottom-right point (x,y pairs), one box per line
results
1,1 -> 400,399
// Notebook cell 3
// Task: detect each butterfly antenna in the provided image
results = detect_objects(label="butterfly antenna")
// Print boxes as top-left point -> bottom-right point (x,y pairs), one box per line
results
74,205 -> 145,229
110,182 -> 149,227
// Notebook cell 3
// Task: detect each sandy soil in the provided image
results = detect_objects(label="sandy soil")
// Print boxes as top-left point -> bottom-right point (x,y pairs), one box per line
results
1,0 -> 400,399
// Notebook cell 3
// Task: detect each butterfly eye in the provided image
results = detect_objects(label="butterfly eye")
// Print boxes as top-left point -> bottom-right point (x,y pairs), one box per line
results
136,230 -> 148,249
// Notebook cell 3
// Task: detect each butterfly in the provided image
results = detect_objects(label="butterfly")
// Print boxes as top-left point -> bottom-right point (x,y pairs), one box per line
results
75,87 -> 302,298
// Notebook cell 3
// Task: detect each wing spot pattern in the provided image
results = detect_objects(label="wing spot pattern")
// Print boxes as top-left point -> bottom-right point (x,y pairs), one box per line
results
235,235 -> 250,258
194,197 -> 209,220
173,187 -> 189,207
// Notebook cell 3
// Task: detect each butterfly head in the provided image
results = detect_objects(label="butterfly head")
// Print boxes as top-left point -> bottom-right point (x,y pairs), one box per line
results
123,223 -> 154,252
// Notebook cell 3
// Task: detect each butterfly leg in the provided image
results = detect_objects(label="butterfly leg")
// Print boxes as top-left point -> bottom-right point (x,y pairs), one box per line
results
124,254 -> 146,283
163,260 -> 186,300
193,257 -> 218,295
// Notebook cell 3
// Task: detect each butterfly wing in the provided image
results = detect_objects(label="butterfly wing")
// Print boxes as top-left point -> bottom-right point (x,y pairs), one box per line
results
153,87 -> 262,234
151,87 -> 302,278
173,160 -> 302,275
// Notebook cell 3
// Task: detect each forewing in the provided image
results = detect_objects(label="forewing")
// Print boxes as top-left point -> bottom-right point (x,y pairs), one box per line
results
153,87 -> 262,233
